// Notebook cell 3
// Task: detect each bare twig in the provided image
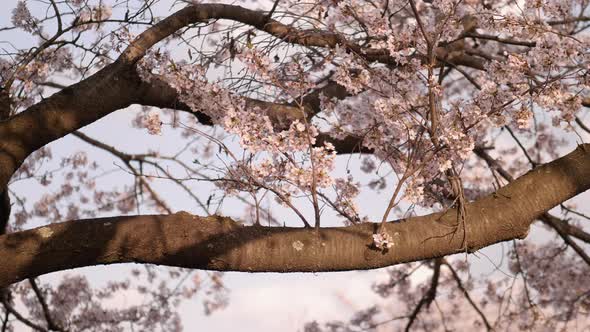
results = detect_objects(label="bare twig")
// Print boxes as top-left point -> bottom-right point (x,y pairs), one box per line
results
443,260 -> 492,331
29,279 -> 64,332
405,259 -> 442,332
1,291 -> 47,332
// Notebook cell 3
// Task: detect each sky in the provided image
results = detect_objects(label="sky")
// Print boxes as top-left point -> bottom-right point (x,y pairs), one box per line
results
2,1 -> 589,331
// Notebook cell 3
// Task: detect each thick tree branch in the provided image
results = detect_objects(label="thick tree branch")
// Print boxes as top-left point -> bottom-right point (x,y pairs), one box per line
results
0,62 -> 140,190
139,71 -> 352,133
138,73 -> 351,132
120,3 -> 484,69
476,146 -> 590,250
0,291 -> 46,331
134,70 -> 366,156
1,144 -> 589,288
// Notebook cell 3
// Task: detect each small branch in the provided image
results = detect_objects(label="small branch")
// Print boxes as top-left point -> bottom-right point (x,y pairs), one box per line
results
73,131 -> 172,213
544,212 -> 590,244
404,259 -> 442,332
266,0 -> 280,22
541,214 -> 590,266
512,241 -> 535,308
443,260 -> 492,331
408,0 -> 431,47
547,16 -> 590,25
473,147 -> 514,182
504,126 -> 537,167
2,308 -> 8,332
49,0 -> 62,32
1,292 -> 47,332
561,203 -> 590,222
575,116 -> 590,134
28,279 -> 64,332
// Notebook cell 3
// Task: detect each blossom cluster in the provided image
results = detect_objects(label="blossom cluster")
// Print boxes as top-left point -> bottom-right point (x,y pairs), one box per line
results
372,231 -> 394,250
137,0 -> 589,213
139,50 -> 340,211
144,110 -> 163,135
11,1 -> 37,32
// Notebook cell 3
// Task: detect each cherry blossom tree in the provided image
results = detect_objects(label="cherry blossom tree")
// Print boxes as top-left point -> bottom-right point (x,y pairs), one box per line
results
0,0 -> 589,330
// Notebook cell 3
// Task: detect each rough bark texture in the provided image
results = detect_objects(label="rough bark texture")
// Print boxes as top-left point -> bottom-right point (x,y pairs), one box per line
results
0,62 -> 136,189
1,144 -> 589,288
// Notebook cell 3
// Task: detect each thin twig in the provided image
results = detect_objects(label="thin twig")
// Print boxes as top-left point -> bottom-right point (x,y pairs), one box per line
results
29,279 -> 64,332
504,126 -> 537,167
405,259 -> 442,332
575,116 -> 590,134
266,0 -> 280,22
1,295 -> 47,331
443,260 -> 492,331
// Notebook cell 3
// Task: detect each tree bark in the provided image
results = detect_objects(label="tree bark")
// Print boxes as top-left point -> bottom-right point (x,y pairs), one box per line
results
1,144 -> 589,288
0,62 -> 137,190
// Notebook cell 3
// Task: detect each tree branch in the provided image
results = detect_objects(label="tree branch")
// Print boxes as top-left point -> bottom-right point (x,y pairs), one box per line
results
443,260 -> 492,331
120,3 -> 484,69
404,259 -> 441,332
0,62 -> 141,190
1,144 -> 589,288
0,290 -> 46,332
540,213 -> 590,266
543,212 -> 590,244
476,146 -> 590,253
28,278 -> 64,332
